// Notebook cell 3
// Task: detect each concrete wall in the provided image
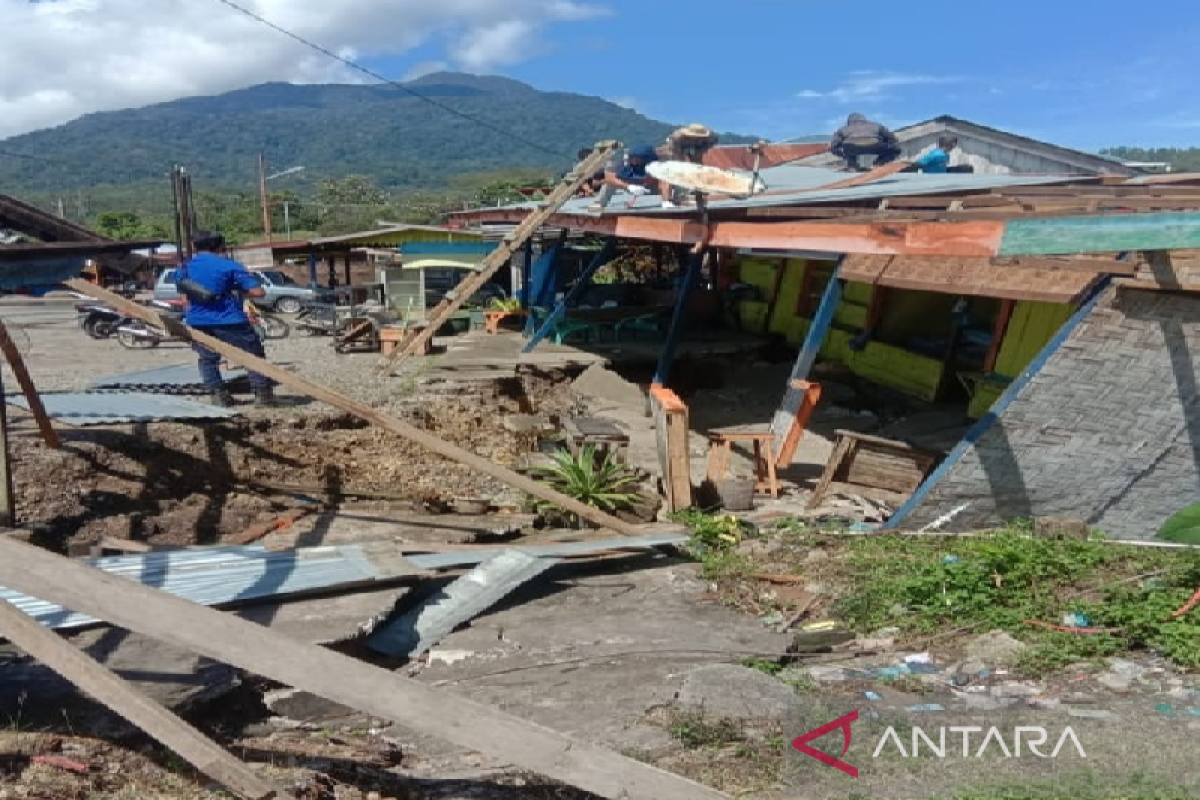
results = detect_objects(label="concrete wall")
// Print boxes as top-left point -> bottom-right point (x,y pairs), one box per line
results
902,286 -> 1200,540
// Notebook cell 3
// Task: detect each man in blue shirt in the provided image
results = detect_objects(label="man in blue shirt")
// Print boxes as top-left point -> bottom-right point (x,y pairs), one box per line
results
178,231 -> 277,407
915,136 -> 959,174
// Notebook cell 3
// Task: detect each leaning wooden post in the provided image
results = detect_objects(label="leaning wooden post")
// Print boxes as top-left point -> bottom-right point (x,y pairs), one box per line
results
0,600 -> 284,800
0,321 -> 59,449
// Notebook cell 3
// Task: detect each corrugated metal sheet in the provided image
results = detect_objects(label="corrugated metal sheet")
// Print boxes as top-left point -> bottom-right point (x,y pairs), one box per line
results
366,550 -> 558,658
0,544 -> 387,630
404,532 -> 687,570
91,363 -> 247,394
481,166 -> 1084,218
6,392 -> 240,425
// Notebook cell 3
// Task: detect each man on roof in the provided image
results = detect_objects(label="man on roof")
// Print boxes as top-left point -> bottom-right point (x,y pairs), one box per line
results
589,144 -> 660,210
914,136 -> 959,174
829,113 -> 902,171
657,123 -> 720,208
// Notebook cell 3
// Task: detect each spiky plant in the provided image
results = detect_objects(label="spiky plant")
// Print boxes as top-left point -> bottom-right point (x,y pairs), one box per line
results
529,445 -> 640,525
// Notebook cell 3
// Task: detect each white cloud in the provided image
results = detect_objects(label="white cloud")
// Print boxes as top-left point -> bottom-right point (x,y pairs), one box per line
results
0,0 -> 610,139
796,71 -> 961,104
402,60 -> 450,81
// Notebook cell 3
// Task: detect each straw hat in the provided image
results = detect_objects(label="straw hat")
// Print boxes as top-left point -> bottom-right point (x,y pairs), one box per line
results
675,122 -> 714,139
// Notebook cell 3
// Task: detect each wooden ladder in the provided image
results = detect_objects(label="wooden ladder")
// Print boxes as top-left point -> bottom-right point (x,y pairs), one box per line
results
377,142 -> 620,375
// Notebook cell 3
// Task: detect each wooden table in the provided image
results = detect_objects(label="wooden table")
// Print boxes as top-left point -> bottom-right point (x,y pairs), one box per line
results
807,430 -> 940,509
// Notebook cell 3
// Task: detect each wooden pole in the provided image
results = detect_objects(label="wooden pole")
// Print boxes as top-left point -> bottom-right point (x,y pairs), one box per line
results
0,599 -> 283,799
0,322 -> 58,449
0,369 -> 13,527
258,153 -> 273,245
0,537 -> 731,800
62,279 -> 644,537
378,142 -> 620,374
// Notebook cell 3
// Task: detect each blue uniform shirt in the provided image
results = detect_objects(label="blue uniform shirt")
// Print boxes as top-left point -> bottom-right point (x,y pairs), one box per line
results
915,148 -> 950,173
180,252 -> 263,327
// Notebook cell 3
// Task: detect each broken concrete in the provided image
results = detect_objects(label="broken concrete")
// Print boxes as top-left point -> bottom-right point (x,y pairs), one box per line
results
570,364 -> 646,410
673,664 -> 801,722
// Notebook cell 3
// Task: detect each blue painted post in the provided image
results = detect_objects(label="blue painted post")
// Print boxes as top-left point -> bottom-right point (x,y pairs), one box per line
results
883,275 -> 1114,530
307,253 -> 318,290
768,256 -> 844,456
524,230 -> 568,336
652,247 -> 707,386
522,238 -> 617,353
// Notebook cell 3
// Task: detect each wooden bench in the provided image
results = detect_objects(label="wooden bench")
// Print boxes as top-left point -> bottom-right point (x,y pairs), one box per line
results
705,379 -> 822,499
807,430 -> 939,510
562,416 -> 630,462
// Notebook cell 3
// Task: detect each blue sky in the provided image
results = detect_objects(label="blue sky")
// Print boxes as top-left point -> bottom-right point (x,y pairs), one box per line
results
366,0 -> 1200,150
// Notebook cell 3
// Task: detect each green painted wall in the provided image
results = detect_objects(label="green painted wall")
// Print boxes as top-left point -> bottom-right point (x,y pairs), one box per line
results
993,300 -> 1074,378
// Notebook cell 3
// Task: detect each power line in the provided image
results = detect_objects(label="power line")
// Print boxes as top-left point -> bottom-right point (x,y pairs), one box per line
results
210,0 -> 568,159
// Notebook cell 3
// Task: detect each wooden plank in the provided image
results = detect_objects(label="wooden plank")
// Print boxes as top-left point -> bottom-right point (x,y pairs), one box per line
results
0,322 -> 58,449
999,212 -> 1200,256
63,280 -> 643,538
0,537 -> 730,800
381,144 -> 620,372
0,599 -> 283,800
650,385 -> 692,513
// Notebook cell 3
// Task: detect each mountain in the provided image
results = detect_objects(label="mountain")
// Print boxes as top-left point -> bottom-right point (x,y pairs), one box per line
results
0,72 -> 758,195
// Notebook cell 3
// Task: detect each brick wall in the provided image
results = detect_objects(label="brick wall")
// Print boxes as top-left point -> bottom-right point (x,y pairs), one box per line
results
903,286 -> 1200,540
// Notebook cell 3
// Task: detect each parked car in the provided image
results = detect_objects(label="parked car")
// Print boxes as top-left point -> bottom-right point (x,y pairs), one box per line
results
154,268 -> 315,313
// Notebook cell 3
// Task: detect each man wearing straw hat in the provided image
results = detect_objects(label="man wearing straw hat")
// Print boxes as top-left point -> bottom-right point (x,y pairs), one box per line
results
657,123 -> 720,208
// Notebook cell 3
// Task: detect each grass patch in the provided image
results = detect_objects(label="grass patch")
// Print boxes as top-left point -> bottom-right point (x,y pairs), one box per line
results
675,510 -> 1200,674
956,768 -> 1198,799
665,709 -> 745,749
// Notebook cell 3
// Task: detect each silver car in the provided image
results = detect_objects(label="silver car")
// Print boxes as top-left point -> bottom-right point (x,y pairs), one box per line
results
154,267 -> 315,314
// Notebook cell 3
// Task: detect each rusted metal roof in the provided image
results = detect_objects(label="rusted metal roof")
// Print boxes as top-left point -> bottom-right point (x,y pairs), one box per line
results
841,254 -> 1102,303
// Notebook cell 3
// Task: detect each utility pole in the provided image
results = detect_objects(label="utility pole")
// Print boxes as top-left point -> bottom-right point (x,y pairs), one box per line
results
258,153 -> 273,244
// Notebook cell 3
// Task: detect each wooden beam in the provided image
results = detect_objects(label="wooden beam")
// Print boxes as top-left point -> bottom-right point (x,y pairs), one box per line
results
999,213 -> 1200,256
0,321 -> 58,449
63,280 -> 644,537
0,537 -> 731,800
984,299 -> 1016,373
0,599 -> 284,800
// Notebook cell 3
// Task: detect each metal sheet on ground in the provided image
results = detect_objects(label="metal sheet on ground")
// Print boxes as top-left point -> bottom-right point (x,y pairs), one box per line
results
5,392 -> 239,425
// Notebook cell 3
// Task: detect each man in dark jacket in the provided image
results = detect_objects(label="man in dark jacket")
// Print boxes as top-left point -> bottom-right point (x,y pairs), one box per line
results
178,231 -> 277,407
830,113 -> 902,171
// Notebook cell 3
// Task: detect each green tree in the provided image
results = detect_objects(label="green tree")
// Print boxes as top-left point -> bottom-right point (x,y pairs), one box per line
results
94,210 -> 169,240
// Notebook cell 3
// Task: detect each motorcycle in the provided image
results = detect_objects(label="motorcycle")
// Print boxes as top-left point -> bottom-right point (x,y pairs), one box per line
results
116,299 -> 186,349
115,298 -> 289,349
75,302 -> 125,339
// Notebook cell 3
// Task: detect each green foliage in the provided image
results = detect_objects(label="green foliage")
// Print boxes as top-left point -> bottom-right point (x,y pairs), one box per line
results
1156,502 -> 1200,544
831,530 -> 1200,672
741,657 -> 784,676
671,509 -> 754,554
488,297 -> 523,312
93,210 -> 170,241
1101,146 -> 1200,173
528,445 -> 639,524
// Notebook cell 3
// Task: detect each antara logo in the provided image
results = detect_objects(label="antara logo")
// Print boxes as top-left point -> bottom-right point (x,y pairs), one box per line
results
792,711 -> 1087,777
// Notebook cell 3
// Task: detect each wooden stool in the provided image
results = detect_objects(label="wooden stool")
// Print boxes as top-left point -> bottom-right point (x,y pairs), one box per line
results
704,379 -> 823,499
562,416 -> 630,462
705,426 -> 780,498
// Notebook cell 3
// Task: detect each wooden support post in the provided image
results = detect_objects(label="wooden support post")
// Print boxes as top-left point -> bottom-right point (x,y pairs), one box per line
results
0,599 -> 284,800
64,279 -> 643,537
0,321 -> 59,449
0,537 -> 731,800
984,299 -> 1016,373
379,143 -> 620,373
0,370 -> 13,527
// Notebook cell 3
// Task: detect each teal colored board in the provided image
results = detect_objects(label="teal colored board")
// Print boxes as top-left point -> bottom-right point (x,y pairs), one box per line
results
1000,212 -> 1200,256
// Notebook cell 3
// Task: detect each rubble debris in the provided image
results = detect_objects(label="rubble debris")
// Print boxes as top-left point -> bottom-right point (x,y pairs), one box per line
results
1033,516 -> 1090,540
963,630 -> 1028,667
